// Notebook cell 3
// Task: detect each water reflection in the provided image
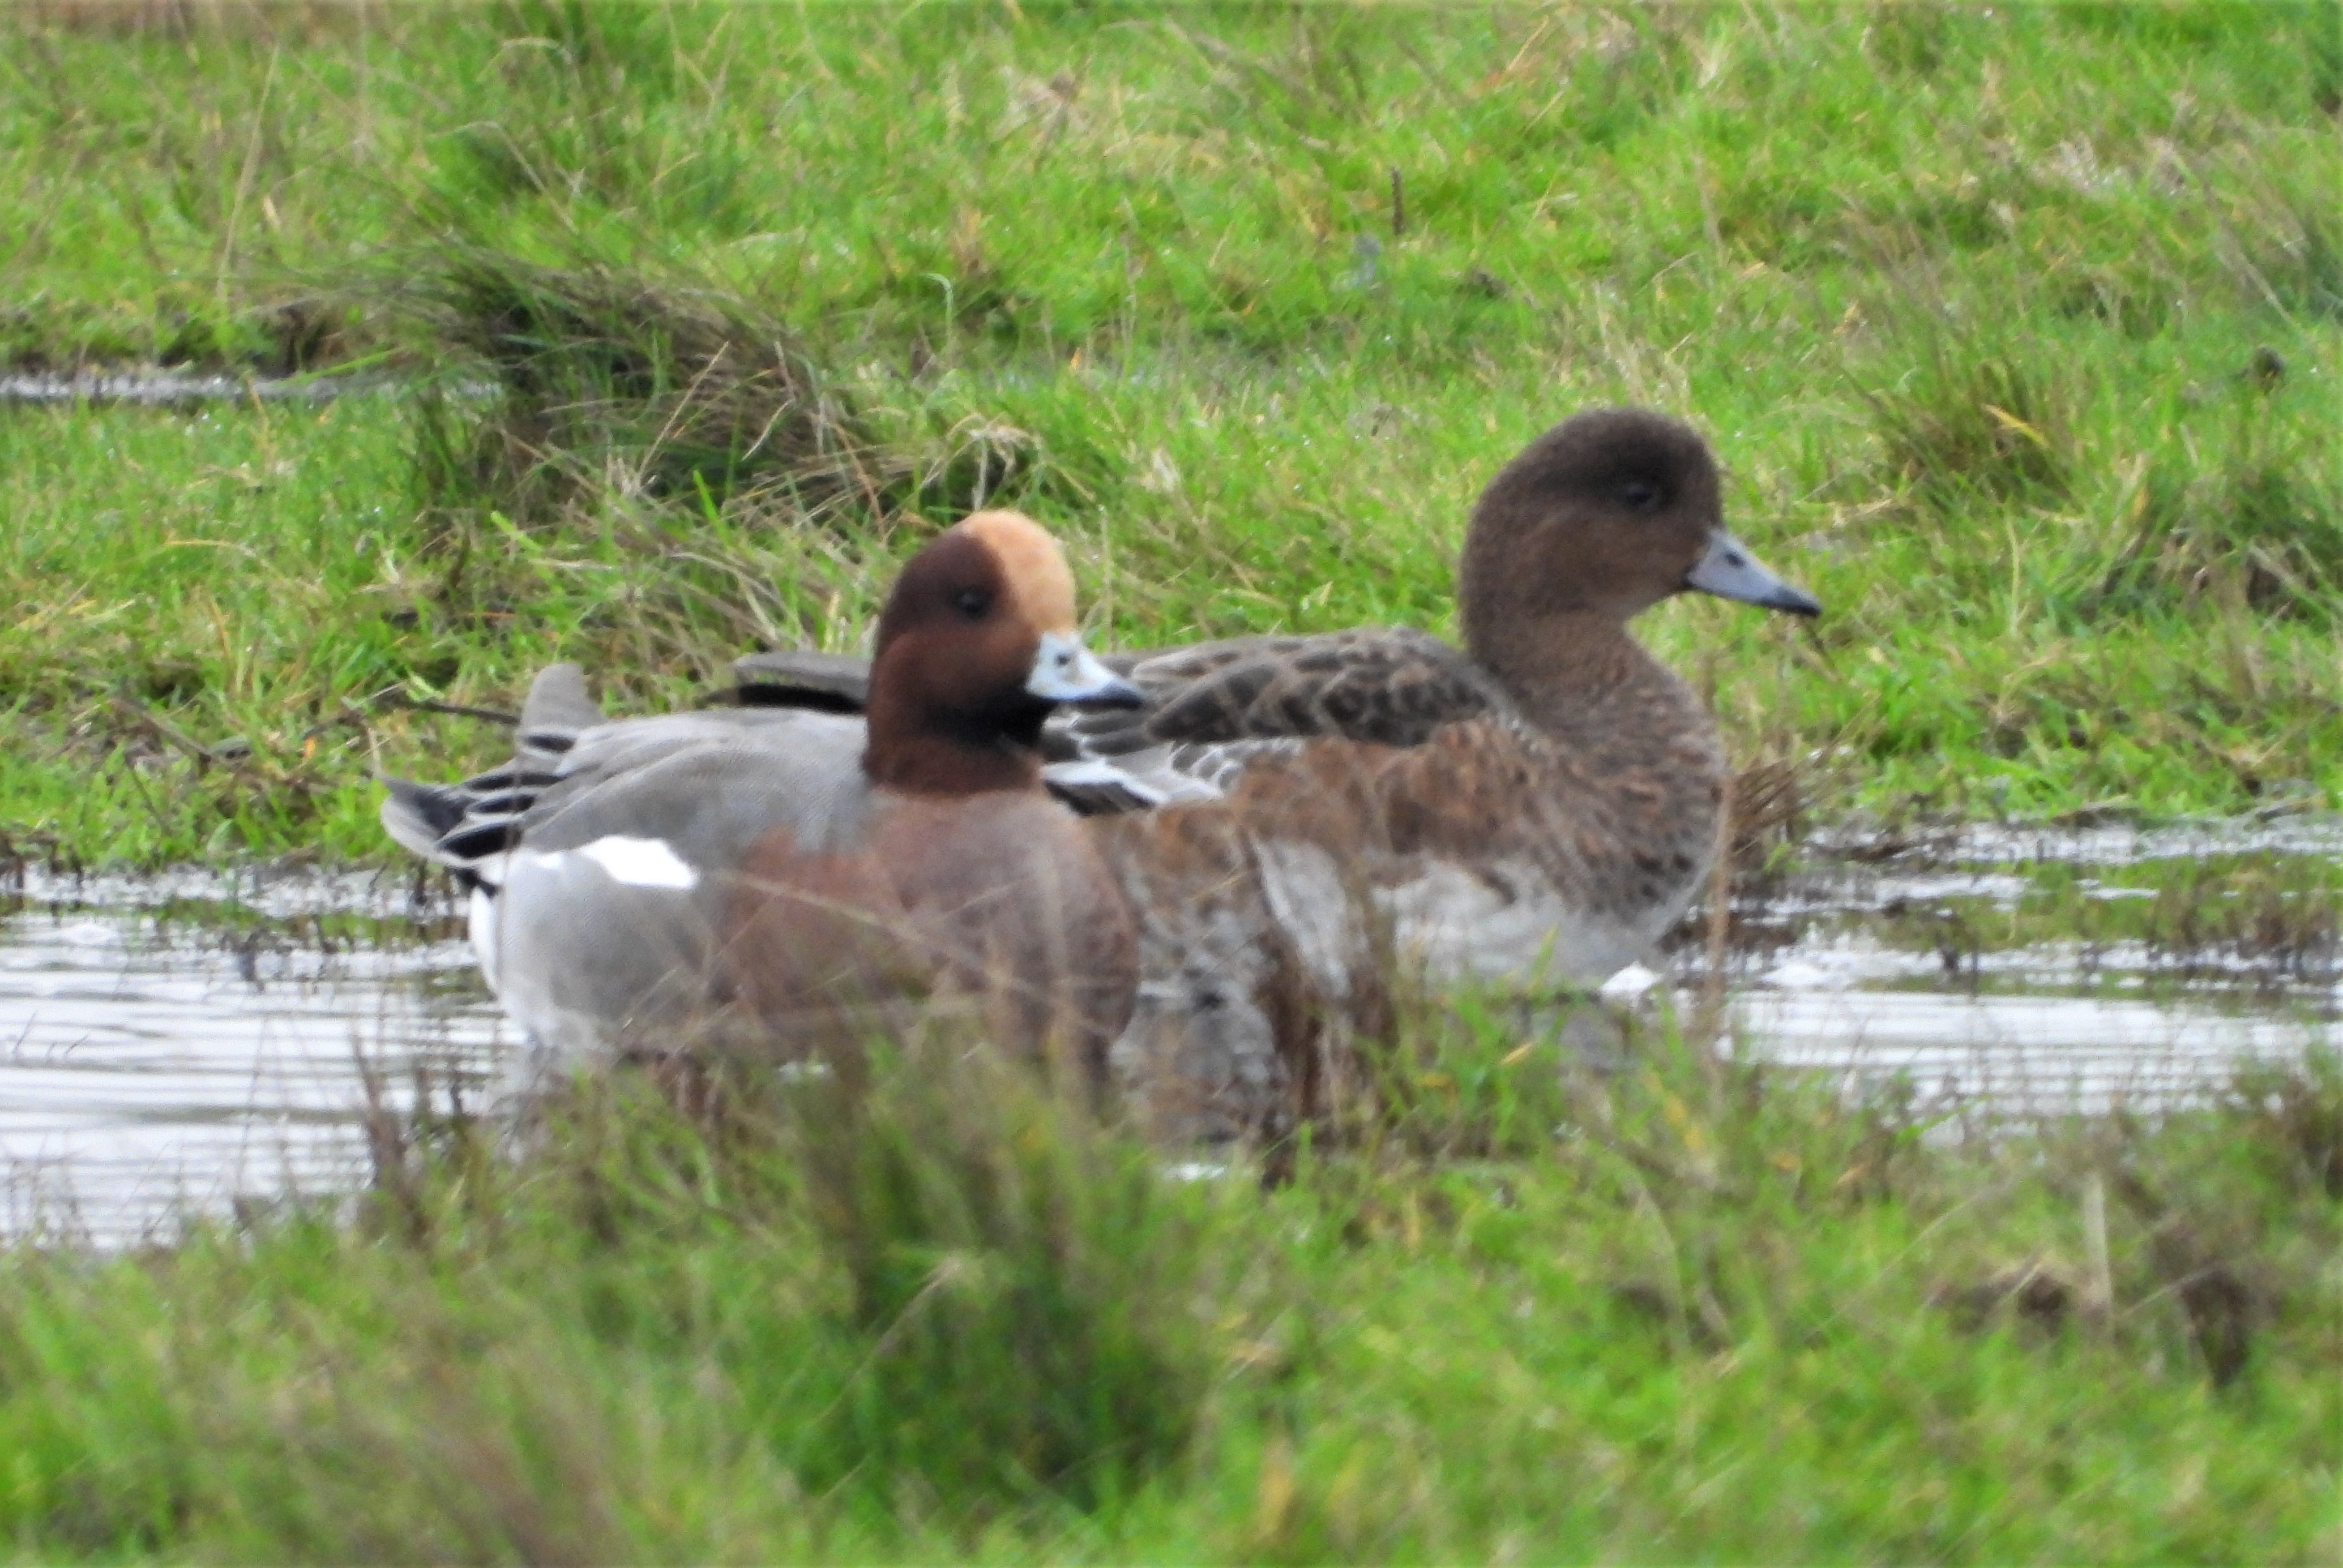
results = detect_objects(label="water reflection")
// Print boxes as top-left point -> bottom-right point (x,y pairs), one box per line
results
0,868 -> 504,1243
1692,816 -> 2341,1111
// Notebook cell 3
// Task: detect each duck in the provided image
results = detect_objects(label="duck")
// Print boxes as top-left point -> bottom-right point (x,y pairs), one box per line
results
380,510 -> 1145,1090
737,409 -> 1818,977
734,408 -> 1820,1140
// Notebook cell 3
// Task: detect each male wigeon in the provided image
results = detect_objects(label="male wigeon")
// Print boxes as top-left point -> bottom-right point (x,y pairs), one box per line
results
736,409 -> 1819,1139
382,511 -> 1144,1087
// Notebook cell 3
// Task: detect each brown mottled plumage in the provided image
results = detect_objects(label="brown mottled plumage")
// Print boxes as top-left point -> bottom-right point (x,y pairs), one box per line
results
1092,410 -> 1816,1138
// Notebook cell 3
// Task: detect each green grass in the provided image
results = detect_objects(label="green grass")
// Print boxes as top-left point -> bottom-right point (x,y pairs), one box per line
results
1,1026 -> 2335,1561
1,8 -> 2339,1555
0,1 -> 2337,864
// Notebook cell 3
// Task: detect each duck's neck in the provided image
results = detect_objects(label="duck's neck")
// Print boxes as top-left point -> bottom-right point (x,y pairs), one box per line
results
862,691 -> 1046,796
1467,609 -> 1694,742
1469,607 -> 1729,928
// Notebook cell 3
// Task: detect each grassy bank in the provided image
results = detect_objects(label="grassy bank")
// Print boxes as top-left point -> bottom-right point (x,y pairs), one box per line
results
2,1025 -> 2336,1562
4,10 -> 2340,1560
0,2 -> 2336,865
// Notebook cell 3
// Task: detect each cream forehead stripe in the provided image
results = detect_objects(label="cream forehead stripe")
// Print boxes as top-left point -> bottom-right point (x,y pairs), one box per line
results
957,509 -> 1077,633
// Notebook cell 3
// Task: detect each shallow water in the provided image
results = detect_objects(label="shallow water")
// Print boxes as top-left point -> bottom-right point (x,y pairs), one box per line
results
1,817 -> 2334,1240
1687,816 -> 2340,1111
0,868 -> 505,1243
0,370 -> 397,407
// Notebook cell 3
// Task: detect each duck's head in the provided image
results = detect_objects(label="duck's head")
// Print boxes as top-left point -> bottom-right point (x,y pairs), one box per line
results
1460,408 -> 1820,649
865,509 -> 1140,792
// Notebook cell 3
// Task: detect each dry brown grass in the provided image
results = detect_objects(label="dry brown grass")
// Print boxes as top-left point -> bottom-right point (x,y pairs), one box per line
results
396,250 -> 876,520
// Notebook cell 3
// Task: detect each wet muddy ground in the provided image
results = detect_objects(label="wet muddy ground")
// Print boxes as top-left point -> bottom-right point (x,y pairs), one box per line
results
2,817 -> 2335,1241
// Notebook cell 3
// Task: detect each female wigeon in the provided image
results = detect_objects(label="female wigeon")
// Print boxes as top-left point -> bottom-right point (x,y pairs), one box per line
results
1100,409 -> 1819,1136
382,511 -> 1144,1088
736,409 -> 1820,1139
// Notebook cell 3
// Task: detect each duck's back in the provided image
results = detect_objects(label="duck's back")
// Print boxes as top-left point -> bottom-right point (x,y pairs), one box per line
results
480,708 -> 877,1062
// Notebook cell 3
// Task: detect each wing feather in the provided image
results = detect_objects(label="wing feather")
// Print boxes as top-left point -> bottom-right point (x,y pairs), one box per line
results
734,629 -> 1506,816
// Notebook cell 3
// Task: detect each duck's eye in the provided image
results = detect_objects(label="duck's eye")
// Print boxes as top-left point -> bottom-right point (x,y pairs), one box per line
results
952,587 -> 991,619
1621,480 -> 1663,512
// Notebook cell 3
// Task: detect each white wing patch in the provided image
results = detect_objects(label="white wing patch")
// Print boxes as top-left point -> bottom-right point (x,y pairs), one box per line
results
468,885 -> 502,991
1045,758 -> 1177,806
577,835 -> 701,889
513,835 -> 702,892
